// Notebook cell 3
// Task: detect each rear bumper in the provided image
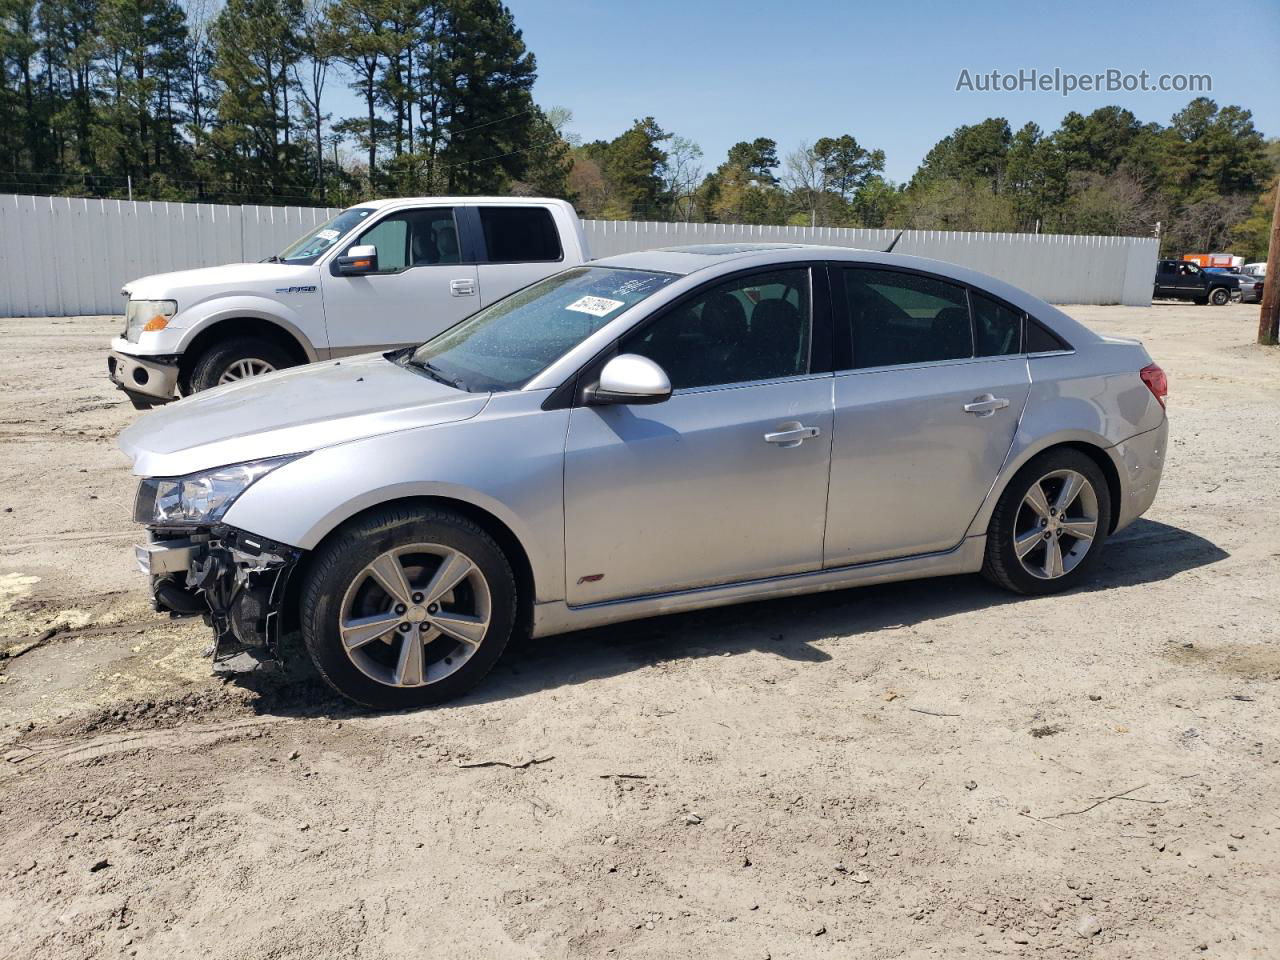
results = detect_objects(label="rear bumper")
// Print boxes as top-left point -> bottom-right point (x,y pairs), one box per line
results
1111,417 -> 1168,533
108,351 -> 179,408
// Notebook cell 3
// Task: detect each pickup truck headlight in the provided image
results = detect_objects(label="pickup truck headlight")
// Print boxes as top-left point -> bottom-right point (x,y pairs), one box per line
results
125,299 -> 178,340
135,455 -> 303,525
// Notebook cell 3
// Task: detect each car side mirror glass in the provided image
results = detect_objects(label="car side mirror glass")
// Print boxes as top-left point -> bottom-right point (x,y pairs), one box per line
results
335,244 -> 378,276
587,354 -> 672,406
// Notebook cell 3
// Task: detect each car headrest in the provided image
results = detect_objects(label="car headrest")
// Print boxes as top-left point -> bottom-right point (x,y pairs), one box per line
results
701,293 -> 747,345
436,224 -> 459,261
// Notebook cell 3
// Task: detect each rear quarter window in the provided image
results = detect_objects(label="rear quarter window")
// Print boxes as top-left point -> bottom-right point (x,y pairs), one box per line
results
1025,318 -> 1071,353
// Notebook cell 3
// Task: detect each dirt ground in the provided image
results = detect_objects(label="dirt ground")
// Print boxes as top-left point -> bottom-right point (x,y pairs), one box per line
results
0,302 -> 1277,960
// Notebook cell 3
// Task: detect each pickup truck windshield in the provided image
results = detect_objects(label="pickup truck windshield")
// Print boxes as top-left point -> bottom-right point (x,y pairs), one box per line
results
406,266 -> 677,392
277,207 -> 376,264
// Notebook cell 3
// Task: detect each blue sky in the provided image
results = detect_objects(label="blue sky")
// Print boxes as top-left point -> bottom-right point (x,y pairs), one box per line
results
507,0 -> 1280,182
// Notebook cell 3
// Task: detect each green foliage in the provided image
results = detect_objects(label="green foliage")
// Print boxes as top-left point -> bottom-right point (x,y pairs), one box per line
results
1230,177 -> 1277,261
0,0 -> 1272,264
578,117 -> 671,219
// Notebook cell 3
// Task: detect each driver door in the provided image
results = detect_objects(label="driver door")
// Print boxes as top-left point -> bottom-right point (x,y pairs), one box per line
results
562,267 -> 834,605
320,206 -> 479,354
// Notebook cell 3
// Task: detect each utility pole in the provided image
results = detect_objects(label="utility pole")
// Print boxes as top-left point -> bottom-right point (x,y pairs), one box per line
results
1259,180 -> 1280,346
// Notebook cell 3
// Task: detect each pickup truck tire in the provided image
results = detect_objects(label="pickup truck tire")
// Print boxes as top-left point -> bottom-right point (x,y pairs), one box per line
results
1208,287 -> 1231,306
300,505 -> 517,710
186,337 -> 295,393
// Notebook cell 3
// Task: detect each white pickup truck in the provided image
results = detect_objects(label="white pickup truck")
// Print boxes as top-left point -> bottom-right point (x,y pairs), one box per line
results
107,196 -> 588,407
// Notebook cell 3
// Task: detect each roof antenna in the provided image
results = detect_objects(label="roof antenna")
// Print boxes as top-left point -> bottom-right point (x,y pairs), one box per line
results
883,230 -> 904,254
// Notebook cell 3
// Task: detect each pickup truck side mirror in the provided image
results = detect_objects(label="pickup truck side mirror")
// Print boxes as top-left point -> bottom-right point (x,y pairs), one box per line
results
586,354 -> 672,406
335,244 -> 378,276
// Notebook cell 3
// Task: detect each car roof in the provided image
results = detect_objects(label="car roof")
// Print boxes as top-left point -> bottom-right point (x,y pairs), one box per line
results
591,243 -> 815,276
348,196 -> 575,211
588,242 -> 1099,347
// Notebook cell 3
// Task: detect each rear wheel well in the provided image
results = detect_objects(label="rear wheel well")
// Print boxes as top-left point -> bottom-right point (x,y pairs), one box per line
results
178,318 -> 310,389
1053,442 -> 1122,533
289,496 -> 536,639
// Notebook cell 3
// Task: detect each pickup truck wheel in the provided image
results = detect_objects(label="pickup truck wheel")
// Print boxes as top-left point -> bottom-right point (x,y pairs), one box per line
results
1208,287 -> 1230,306
300,506 -> 517,710
187,337 -> 295,393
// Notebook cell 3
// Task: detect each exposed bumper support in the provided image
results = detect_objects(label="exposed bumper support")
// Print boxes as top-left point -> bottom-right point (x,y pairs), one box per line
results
140,526 -> 302,671
108,351 -> 180,408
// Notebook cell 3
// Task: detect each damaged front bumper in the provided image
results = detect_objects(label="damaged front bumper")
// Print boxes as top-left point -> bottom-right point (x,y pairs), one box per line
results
138,526 -> 303,673
108,351 -> 180,409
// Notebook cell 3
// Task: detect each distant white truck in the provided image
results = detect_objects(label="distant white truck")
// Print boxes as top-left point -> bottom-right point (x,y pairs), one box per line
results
107,197 -> 587,407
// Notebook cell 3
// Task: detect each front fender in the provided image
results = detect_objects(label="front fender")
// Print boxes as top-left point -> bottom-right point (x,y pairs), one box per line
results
222,396 -> 569,603
173,298 -> 321,361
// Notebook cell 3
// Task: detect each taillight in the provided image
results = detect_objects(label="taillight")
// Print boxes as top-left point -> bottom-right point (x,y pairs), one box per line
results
1140,363 -> 1167,409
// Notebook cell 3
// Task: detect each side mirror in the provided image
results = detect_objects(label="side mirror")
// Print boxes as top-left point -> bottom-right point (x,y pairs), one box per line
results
335,244 -> 378,276
587,354 -> 672,406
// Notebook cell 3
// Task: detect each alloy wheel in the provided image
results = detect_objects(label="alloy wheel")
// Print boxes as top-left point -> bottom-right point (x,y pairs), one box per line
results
338,543 -> 492,688
1012,469 -> 1099,580
218,358 -> 276,383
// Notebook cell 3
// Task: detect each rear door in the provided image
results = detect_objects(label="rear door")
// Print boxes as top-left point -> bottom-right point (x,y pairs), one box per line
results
1153,261 -> 1179,298
824,266 -> 1031,567
468,205 -> 567,308
320,205 -> 480,353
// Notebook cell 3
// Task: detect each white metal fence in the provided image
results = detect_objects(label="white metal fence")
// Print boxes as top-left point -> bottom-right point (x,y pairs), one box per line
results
0,193 -> 1158,316
0,195 -> 340,316
584,220 -> 1159,308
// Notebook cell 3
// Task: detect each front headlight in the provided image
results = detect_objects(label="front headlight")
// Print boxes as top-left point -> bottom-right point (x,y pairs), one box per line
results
135,455 -> 303,525
125,299 -> 178,340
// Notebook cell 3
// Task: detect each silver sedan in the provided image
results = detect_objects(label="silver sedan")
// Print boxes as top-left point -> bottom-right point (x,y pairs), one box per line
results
120,244 -> 1169,709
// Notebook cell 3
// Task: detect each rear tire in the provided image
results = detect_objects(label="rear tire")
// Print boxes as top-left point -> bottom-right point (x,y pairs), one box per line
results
982,448 -> 1112,596
1208,287 -> 1230,306
300,506 -> 517,710
187,337 -> 295,393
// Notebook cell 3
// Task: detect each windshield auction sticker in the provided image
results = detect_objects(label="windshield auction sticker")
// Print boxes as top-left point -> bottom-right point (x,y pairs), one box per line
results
566,296 -> 625,317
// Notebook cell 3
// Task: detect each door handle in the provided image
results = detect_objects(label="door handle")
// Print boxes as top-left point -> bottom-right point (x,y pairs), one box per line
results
963,394 -> 1010,417
764,422 -> 821,447
450,278 -> 476,297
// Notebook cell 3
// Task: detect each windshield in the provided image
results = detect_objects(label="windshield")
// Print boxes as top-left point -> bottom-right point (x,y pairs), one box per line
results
277,207 -> 376,264
406,266 -> 678,392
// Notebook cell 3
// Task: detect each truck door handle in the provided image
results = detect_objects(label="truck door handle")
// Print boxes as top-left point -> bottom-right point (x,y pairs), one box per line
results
764,422 -> 821,447
450,278 -> 476,297
963,394 -> 1010,417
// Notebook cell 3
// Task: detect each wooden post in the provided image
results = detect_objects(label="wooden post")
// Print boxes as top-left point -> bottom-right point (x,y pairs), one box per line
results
1259,179 -> 1280,346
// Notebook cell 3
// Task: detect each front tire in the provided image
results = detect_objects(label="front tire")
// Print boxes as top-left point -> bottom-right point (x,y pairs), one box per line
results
982,449 -> 1112,596
300,506 -> 517,710
187,337 -> 295,393
1208,287 -> 1230,306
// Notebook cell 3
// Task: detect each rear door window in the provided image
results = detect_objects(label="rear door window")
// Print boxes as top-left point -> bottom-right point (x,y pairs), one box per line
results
970,291 -> 1023,356
842,268 -> 972,368
479,206 -> 563,263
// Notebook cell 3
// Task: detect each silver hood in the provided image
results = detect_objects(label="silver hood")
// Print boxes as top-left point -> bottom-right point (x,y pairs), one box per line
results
119,353 -> 489,478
